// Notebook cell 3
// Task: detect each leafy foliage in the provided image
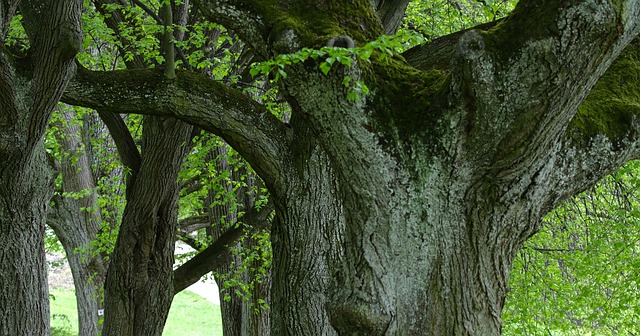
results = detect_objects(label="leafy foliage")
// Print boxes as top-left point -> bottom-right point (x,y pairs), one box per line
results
403,0 -> 516,40
504,161 -> 640,335
249,31 -> 425,101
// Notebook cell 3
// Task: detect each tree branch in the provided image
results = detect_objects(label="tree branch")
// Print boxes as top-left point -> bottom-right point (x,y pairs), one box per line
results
191,0 -> 383,56
190,0 -> 269,56
402,20 -> 500,71
370,0 -> 410,35
424,0 -> 640,194
178,215 -> 210,233
0,0 -> 20,41
62,67 -> 291,194
542,41 -> 640,213
162,1 -> 176,79
96,110 -> 142,173
172,201 -> 274,293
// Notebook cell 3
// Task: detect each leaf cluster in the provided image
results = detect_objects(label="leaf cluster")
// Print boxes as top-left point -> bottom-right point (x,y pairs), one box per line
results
249,31 -> 425,101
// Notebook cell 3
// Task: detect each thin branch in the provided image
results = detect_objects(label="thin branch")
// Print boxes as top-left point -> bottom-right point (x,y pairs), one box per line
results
131,0 -> 164,25
97,110 -> 142,173
162,1 -> 176,79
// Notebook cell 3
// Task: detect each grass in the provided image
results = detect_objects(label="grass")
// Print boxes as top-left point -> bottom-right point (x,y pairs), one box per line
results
50,288 -> 223,336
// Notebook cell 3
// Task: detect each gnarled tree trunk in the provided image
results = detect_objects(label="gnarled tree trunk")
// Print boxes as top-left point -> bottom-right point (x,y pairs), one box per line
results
0,1 -> 82,335
101,116 -> 192,336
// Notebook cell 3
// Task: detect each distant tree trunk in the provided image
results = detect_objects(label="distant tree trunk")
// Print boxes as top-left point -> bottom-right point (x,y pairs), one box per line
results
47,107 -> 110,336
206,144 -> 270,336
0,1 -> 82,335
101,116 -> 192,336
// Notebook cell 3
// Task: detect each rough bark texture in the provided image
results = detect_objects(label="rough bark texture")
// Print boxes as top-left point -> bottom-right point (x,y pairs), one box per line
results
63,0 -> 640,334
0,1 -> 82,335
48,107 -> 108,336
101,116 -> 192,336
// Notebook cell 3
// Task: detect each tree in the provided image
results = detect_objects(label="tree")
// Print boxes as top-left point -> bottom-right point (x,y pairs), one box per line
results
64,0 -> 640,333
1,0 -> 637,334
29,2 -> 274,334
0,1 -> 83,334
47,105 -> 114,336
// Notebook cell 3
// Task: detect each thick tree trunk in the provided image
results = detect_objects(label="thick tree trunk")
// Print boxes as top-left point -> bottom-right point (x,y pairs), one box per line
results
0,1 -> 82,334
271,122 -> 530,335
0,145 -> 54,336
101,116 -> 192,336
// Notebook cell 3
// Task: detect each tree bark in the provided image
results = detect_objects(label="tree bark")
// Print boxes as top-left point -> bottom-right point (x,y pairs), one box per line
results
0,1 -> 82,335
47,107 -> 110,336
101,116 -> 192,336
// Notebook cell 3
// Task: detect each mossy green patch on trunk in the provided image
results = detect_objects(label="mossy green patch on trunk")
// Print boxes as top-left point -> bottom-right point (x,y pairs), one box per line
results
569,42 -> 640,145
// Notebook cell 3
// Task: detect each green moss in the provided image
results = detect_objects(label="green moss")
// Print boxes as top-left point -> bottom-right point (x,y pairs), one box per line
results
252,0 -> 382,49
569,42 -> 640,145
481,1 -> 560,63
369,57 -> 449,149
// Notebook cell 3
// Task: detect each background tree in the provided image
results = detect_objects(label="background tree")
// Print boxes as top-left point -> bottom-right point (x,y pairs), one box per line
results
46,105 -> 120,336
38,1 -> 274,335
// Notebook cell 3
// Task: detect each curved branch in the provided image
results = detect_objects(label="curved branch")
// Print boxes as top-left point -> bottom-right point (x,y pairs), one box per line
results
191,0 -> 382,56
62,67 -> 291,194
191,0 -> 269,56
172,201 -> 274,293
425,0 -> 640,187
543,41 -> 640,212
402,20 -> 499,71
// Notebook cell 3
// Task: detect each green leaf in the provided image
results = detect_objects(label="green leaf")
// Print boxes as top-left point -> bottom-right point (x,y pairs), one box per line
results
319,62 -> 331,75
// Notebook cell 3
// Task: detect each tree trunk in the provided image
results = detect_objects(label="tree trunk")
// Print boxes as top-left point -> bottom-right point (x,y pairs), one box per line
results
270,113 -> 529,335
0,1 -> 82,334
60,0 -> 640,333
101,116 -> 192,336
49,197 -> 107,336
0,144 -> 55,336
206,144 -> 271,336
48,107 -> 109,336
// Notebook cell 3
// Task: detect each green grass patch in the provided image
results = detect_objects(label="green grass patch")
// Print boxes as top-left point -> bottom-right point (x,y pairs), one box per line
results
49,288 -> 223,336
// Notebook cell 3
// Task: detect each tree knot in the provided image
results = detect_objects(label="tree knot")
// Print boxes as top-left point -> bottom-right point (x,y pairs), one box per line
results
457,30 -> 485,60
326,35 -> 356,49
